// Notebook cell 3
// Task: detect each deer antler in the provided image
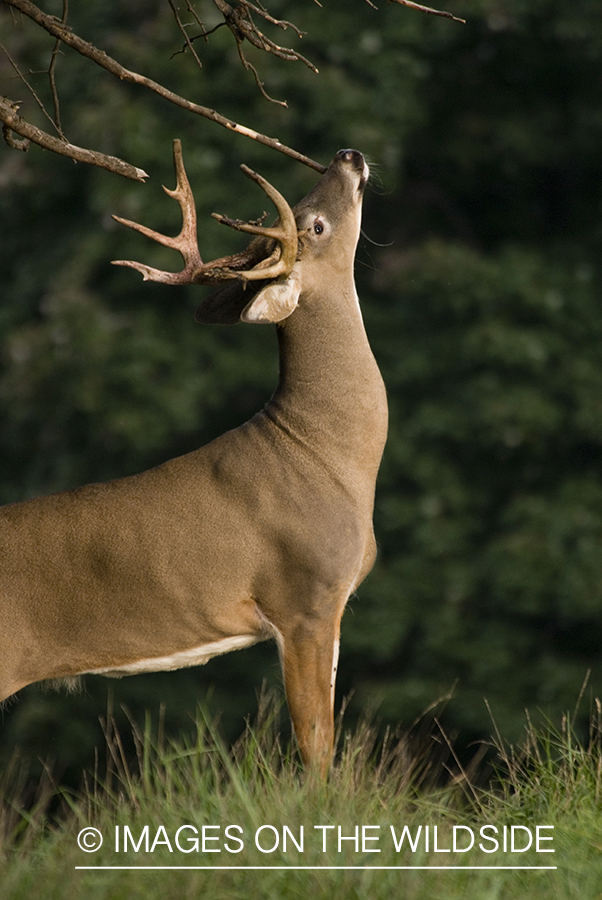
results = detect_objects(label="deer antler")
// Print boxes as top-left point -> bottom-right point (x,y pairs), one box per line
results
112,139 -> 298,285
112,139 -> 202,283
211,165 -> 298,282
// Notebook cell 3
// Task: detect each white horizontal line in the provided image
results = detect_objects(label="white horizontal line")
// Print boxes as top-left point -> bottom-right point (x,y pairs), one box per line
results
75,865 -> 558,871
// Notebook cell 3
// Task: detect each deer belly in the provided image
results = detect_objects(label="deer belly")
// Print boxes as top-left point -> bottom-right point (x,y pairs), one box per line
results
87,633 -> 261,677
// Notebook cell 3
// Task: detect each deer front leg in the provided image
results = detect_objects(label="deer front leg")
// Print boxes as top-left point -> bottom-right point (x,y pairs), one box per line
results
278,614 -> 342,777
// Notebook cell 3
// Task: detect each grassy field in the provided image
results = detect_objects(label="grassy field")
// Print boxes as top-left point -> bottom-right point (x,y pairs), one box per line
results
1,694 -> 601,900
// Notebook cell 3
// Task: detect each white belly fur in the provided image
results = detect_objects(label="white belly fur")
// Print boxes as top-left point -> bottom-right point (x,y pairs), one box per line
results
87,634 -> 260,677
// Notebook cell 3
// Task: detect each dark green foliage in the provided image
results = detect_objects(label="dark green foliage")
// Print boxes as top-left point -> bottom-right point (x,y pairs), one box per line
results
1,0 -> 602,777
345,242 -> 602,738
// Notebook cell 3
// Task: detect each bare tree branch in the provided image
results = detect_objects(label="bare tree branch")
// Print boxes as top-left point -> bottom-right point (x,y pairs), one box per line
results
211,0 -> 317,71
0,95 -> 149,180
386,0 -> 465,24
2,118 -> 29,150
232,0 -> 306,37
175,0 -> 309,67
0,0 -> 464,178
203,0 -> 318,105
2,0 -> 327,173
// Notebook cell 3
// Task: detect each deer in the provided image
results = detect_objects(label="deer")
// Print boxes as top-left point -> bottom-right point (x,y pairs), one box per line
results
0,141 -> 388,775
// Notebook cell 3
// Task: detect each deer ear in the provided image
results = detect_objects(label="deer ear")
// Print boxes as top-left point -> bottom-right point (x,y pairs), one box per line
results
241,271 -> 300,324
195,269 -> 300,326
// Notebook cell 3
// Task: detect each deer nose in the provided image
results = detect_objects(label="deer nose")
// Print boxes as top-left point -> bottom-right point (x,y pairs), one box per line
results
336,149 -> 365,169
335,149 -> 369,189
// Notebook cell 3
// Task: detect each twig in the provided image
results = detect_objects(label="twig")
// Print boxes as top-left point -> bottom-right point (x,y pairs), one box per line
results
1,42 -> 63,136
174,20 -> 226,59
0,95 -> 149,181
173,0 -> 217,52
184,0 -> 211,40
3,0 -> 327,173
387,0 -> 466,23
234,37 -> 287,107
48,0 -> 69,136
168,0 -> 204,69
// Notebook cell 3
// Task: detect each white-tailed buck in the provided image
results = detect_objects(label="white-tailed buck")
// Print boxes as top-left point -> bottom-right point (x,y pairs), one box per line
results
0,141 -> 388,774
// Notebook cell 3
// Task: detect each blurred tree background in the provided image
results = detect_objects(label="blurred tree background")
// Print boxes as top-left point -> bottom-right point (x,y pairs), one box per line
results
1,0 -> 602,781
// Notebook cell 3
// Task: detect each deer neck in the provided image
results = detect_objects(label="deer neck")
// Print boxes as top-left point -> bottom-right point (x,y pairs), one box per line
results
265,283 -> 388,478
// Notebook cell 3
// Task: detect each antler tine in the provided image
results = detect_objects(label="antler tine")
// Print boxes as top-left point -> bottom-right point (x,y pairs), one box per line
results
111,139 -> 204,283
211,165 -> 298,282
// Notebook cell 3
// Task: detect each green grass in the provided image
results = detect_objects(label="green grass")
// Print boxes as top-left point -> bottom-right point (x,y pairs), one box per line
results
1,694 -> 601,899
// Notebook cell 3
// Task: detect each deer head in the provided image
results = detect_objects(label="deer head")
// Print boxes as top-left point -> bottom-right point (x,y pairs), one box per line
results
112,141 -> 369,326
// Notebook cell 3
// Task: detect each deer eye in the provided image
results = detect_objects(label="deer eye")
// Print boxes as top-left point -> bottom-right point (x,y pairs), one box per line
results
313,219 -> 324,235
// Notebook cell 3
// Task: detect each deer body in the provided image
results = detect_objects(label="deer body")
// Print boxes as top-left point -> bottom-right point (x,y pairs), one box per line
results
0,147 -> 387,772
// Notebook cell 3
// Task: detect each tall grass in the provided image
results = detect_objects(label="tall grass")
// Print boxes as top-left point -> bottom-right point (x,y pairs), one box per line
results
1,693 -> 601,899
